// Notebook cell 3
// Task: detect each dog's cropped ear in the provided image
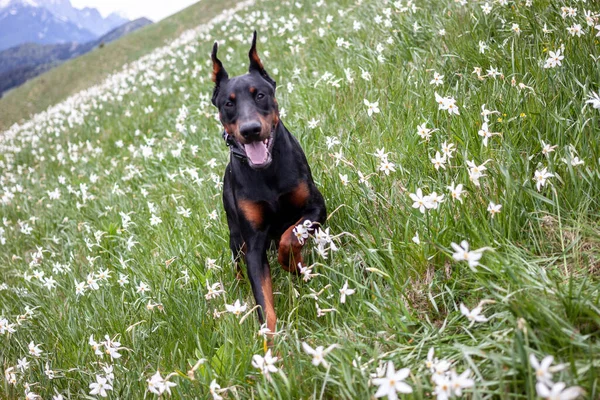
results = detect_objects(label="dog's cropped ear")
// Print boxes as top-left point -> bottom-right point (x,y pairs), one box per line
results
211,41 -> 228,106
248,30 -> 276,89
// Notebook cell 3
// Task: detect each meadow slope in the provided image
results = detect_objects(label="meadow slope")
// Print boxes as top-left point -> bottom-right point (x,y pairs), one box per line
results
1,0 -> 600,399
0,0 -> 239,131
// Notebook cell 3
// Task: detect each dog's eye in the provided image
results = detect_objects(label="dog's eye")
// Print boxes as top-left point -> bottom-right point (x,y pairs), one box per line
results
256,93 -> 265,101
225,101 -> 234,108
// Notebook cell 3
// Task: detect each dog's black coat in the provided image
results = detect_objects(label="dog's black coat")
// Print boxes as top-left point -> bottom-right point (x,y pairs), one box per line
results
211,32 -> 326,335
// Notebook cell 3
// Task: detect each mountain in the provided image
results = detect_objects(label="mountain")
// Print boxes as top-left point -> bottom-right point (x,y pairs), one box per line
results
0,17 -> 152,95
39,0 -> 128,36
0,2 -> 97,51
0,0 -> 130,51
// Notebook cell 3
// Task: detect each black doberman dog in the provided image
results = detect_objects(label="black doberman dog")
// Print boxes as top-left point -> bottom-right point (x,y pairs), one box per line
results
211,31 -> 327,337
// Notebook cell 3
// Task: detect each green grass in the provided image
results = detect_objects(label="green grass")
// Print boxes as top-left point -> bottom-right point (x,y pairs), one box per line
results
0,0 -> 238,131
1,0 -> 600,398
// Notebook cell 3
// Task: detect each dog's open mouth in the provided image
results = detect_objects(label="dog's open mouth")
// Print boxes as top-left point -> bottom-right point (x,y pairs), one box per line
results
243,130 -> 275,168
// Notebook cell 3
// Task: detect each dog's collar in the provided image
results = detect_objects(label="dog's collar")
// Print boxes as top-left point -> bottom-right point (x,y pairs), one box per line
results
222,130 -> 248,163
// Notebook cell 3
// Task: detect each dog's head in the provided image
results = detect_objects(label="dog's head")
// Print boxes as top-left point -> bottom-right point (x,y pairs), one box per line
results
211,31 -> 279,169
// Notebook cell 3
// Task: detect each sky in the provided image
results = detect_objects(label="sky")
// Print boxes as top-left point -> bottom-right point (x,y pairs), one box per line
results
70,0 -> 199,22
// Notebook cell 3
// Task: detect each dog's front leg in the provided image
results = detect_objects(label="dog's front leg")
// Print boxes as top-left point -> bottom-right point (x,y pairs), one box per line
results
237,199 -> 277,338
244,233 -> 276,338
278,197 -> 327,273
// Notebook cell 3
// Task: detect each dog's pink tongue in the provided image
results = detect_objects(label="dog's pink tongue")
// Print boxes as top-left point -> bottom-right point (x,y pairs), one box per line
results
244,142 -> 267,164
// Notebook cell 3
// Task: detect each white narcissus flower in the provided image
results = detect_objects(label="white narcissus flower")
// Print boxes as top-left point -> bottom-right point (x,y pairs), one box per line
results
339,281 -> 356,303
535,382 -> 583,400
450,369 -> 475,396
28,341 -> 42,357
209,379 -> 223,400
364,99 -> 381,116
409,188 -> 434,214
460,303 -> 488,326
293,223 -> 309,245
89,375 -> 113,397
431,151 -> 446,170
450,241 -> 488,269
251,349 -> 279,379
447,182 -> 465,203
534,168 -> 554,191
487,202 -> 502,218
301,342 -> 338,368
225,299 -> 247,316
372,361 -> 413,399
529,354 -> 566,386
585,91 -> 600,109
147,370 -> 177,396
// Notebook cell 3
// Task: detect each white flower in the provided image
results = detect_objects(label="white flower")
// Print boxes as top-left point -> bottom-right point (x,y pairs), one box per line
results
441,141 -> 455,159
364,99 -> 381,116
567,24 -> 583,37
412,232 -> 420,244
451,241 -> 486,269
487,201 -> 502,218
430,72 -> 444,86
225,300 -> 247,316
544,49 -> 564,69
339,173 -> 349,186
147,370 -> 177,396
293,224 -> 309,245
416,122 -> 436,140
434,92 -> 460,115
0,318 -> 16,335
534,168 -> 554,191
301,342 -> 338,368
409,188 -> 434,214
89,335 -> 103,355
379,160 -> 396,175
481,2 -> 491,14
150,214 -> 162,226
89,375 -> 113,397
585,91 -> 600,109
541,141 -> 558,156
28,341 -> 42,357
136,281 -> 150,294
460,303 -> 488,325
17,357 -> 29,371
529,354 -> 566,386
447,182 -> 465,203
299,264 -> 318,282
251,349 -> 279,378
433,373 -> 452,400
535,382 -> 583,400
372,361 -> 413,399
205,281 -> 224,300
431,152 -> 446,170
478,122 -> 500,147
209,379 -> 223,400
450,369 -> 475,396
339,281 -> 356,303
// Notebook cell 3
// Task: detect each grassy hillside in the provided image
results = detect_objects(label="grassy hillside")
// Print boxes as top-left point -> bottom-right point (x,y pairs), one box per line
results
1,0 -> 599,399
0,18 -> 153,97
0,0 -> 238,131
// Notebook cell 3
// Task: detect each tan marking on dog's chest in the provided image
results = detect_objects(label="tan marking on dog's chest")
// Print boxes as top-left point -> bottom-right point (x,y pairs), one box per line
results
287,181 -> 310,208
238,199 -> 264,229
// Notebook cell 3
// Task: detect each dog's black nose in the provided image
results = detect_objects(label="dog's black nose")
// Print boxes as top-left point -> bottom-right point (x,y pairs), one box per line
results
239,121 -> 262,139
